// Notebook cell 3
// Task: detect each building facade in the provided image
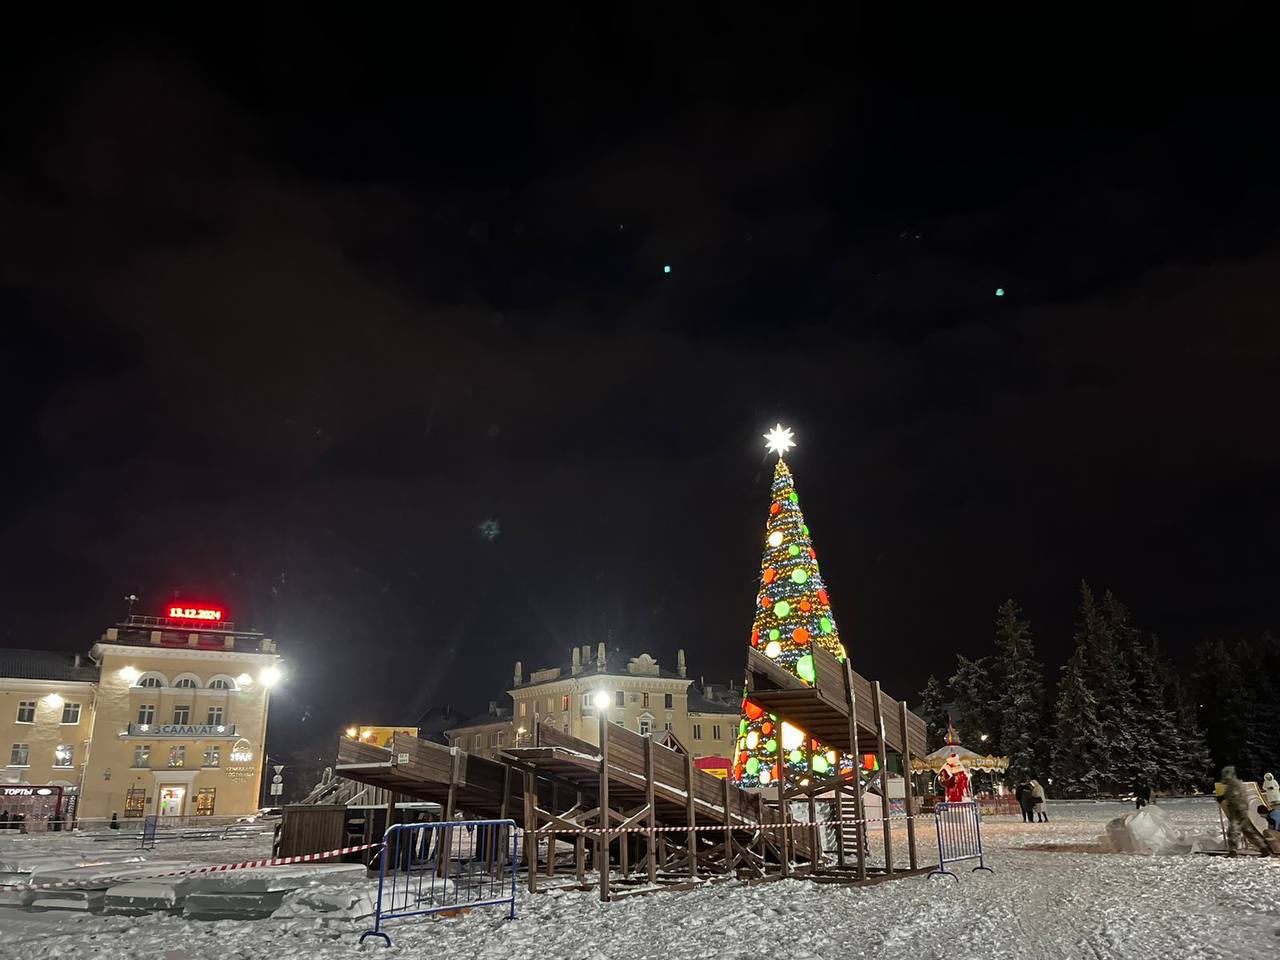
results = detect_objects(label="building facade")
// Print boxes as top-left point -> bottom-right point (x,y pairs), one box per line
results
446,644 -> 738,766
0,609 -> 281,823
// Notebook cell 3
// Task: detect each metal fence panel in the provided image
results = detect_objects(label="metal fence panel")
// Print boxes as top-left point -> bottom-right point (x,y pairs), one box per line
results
928,801 -> 994,881
361,818 -> 520,947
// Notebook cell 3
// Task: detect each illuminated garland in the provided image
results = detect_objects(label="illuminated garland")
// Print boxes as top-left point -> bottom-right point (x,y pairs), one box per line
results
733,456 -> 848,789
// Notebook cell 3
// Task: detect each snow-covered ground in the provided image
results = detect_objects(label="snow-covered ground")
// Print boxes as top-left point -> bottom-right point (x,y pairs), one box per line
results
2,798 -> 1278,959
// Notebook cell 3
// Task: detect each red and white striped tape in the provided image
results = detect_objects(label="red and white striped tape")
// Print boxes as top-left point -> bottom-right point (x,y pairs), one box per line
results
0,842 -> 376,892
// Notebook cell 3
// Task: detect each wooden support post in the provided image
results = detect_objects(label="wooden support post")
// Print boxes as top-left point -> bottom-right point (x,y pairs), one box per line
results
548,781 -> 559,878
807,743 -> 819,871
722,775 -> 733,873
898,699 -> 919,870
524,770 -> 538,893
834,749 -> 847,869
871,680 -> 894,874
843,659 -> 868,880
776,756 -> 790,877
598,706 -> 611,902
644,736 -> 657,885
575,789 -> 586,883
684,753 -> 699,878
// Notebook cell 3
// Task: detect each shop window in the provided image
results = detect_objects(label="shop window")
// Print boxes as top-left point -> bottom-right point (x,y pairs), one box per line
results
133,744 -> 151,768
168,745 -> 186,768
137,704 -> 156,725
207,706 -> 224,726
124,788 -> 146,818
195,788 -> 216,817
172,705 -> 191,725
54,744 -> 73,768
9,743 -> 29,766
664,694 -> 673,709
61,702 -> 81,724
16,701 -> 35,724
693,724 -> 703,740
203,745 -> 221,767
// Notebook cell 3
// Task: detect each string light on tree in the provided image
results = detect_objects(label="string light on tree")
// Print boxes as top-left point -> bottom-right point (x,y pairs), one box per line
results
734,425 -> 852,789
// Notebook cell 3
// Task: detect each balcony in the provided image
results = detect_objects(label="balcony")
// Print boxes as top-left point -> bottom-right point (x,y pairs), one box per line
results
125,722 -> 238,738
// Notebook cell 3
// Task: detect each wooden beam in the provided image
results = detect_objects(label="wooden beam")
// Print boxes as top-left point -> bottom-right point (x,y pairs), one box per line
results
523,770 -> 538,893
834,749 -> 847,869
843,658 -> 868,880
871,681 -> 894,874
644,736 -> 657,885
807,741 -> 819,869
684,753 -> 699,878
776,755 -> 790,878
898,699 -> 919,870
575,788 -> 586,883
722,774 -> 733,874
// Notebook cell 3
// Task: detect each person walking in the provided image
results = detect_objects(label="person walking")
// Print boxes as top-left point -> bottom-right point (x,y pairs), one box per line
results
1135,782 -> 1153,810
1220,766 -> 1271,857
1030,779 -> 1048,822
1016,781 -> 1033,823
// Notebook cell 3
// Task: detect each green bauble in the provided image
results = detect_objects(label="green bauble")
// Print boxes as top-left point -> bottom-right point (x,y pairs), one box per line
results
819,617 -> 832,633
788,544 -> 800,557
773,600 -> 791,618
789,749 -> 803,763
796,654 -> 815,683
791,568 -> 808,584
746,757 -> 760,775
765,739 -> 778,753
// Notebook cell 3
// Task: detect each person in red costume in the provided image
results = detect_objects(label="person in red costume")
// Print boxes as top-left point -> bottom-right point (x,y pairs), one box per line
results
938,754 -> 971,803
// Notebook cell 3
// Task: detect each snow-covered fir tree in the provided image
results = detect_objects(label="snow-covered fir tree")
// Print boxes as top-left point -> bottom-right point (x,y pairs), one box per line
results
917,674 -> 951,751
950,653 -> 1001,751
1052,584 -> 1108,795
993,599 -> 1043,781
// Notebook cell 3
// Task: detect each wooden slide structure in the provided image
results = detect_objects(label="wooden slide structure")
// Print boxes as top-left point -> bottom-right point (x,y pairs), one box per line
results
335,652 -> 927,899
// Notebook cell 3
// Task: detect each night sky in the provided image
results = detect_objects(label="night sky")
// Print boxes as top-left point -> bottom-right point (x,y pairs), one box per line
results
3,17 -> 1278,761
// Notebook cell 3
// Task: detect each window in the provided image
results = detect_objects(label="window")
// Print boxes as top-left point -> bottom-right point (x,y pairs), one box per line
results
137,704 -> 156,725
642,692 -> 650,708
615,691 -> 625,708
664,694 -> 673,709
195,787 -> 216,816
9,743 -> 30,766
638,717 -> 652,736
581,693 -> 594,713
713,725 -> 722,741
561,694 -> 570,711
693,724 -> 703,740
613,718 -> 624,726
208,678 -> 233,690
203,745 -> 221,767
16,701 -> 35,724
496,731 -> 505,747
124,788 -> 146,817
61,702 -> 82,724
519,702 -> 527,718
664,722 -> 672,731
54,743 -> 73,768
207,706 -> 224,726
133,744 -> 151,768
168,745 -> 186,768
472,734 -> 481,751
174,677 -> 198,689
172,706 -> 191,725
138,676 -> 163,688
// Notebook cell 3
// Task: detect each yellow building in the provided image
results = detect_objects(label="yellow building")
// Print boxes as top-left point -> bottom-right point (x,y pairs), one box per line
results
446,645 -> 739,766
0,609 -> 282,824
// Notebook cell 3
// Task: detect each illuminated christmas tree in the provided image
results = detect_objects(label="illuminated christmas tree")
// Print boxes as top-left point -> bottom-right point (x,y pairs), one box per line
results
734,425 -> 847,789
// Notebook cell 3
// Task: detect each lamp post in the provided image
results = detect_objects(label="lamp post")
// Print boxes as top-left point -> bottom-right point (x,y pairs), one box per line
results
594,690 -> 612,901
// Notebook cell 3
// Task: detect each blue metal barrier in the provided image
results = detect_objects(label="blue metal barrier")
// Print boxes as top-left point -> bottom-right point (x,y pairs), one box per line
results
140,815 -> 158,850
360,818 -> 520,947
928,801 -> 993,881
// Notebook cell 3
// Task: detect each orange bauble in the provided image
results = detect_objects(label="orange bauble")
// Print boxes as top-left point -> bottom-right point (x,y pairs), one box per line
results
793,628 -> 810,645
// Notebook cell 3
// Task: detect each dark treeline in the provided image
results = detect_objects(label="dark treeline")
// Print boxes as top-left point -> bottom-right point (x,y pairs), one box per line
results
917,581 -> 1274,796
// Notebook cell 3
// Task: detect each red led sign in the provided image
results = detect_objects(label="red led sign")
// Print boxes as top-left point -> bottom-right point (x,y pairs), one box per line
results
167,605 -> 224,622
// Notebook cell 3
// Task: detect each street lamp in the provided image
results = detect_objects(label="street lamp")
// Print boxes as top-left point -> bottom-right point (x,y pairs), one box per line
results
593,689 -> 613,902
593,690 -> 611,712
979,733 -> 989,743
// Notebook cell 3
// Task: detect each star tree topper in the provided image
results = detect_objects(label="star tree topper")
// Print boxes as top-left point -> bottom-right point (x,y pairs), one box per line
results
763,423 -> 796,457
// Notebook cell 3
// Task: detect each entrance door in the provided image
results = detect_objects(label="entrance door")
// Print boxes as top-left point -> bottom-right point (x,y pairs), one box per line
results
158,786 -> 185,816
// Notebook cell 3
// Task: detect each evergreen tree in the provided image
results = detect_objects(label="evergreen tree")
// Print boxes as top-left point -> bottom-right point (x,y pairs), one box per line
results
1052,584 -> 1108,795
950,654 -> 1000,751
1126,634 -> 1178,790
1095,589 -> 1143,791
1162,667 -> 1211,791
917,675 -> 950,751
992,599 -> 1043,781
1193,639 -> 1245,778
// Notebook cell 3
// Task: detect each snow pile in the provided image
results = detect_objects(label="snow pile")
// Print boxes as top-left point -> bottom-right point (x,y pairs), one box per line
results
1105,804 -> 1223,855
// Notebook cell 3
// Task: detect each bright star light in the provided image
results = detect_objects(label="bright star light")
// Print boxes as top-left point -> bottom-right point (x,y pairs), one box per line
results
763,424 -> 796,457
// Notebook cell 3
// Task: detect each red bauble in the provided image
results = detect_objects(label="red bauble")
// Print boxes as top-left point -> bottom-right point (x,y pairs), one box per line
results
793,627 -> 810,645
760,595 -> 772,608
818,589 -> 829,605
799,600 -> 812,612
743,700 -> 765,721
770,502 -> 782,515
763,567 -> 776,584
751,630 -> 760,647
809,548 -> 817,560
